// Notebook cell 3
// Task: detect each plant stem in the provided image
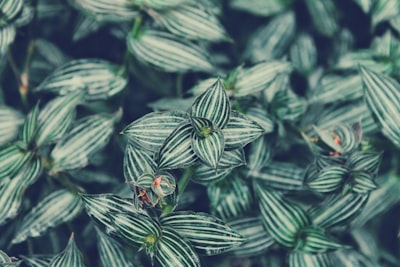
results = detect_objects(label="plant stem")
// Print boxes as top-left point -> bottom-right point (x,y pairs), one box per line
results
131,15 -> 143,38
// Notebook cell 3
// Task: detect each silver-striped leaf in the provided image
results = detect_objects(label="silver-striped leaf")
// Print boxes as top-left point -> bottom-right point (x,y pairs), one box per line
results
246,106 -> 275,133
191,129 -> 224,169
222,111 -> 265,150
157,122 -> 198,170
190,117 -> 214,137
72,15 -> 103,42
151,3 -> 228,41
360,66 -> 400,147
230,0 -> 292,17
68,0 -> 138,22
122,111 -> 188,152
160,211 -> 244,255
294,226 -> 344,253
12,189 -> 83,244
191,78 -> 230,129
304,0 -> 338,37
50,113 -> 116,173
306,166 -> 347,193
371,30 -> 400,59
235,60 -> 292,98
0,0 -> 23,23
20,103 -> 39,147
0,106 -> 24,146
127,30 -> 214,73
0,25 -> 16,54
290,33 -> 317,75
133,0 -> 193,10
350,172 -> 377,194
309,192 -> 369,229
227,216 -> 275,256
249,161 -> 305,191
247,135 -> 273,172
371,0 -> 399,29
0,250 -> 17,266
0,157 -> 42,225
208,173 -> 253,220
34,59 -> 128,101
336,50 -> 393,73
20,254 -> 52,267
81,194 -> 140,233
49,234 -> 86,267
96,228 -> 134,267
0,143 -> 32,181
244,11 -> 295,62
254,182 -> 310,247
124,143 -> 157,184
155,226 -> 200,267
36,90 -> 84,146
288,251 -> 331,267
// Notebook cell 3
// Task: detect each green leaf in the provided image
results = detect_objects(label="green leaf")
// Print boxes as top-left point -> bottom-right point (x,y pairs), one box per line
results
288,251 -> 331,267
0,157 -> 42,225
0,106 -> 24,146
245,11 -> 295,62
49,233 -> 86,267
294,226 -> 344,253
132,0 -> 193,10
227,216 -> 275,256
96,228 -> 133,267
191,129 -> 224,169
247,135 -> 273,172
0,25 -> 16,54
20,254 -> 52,267
332,248 -> 378,267
156,227 -> 200,267
309,192 -> 369,229
0,143 -> 32,181
122,111 -> 188,152
223,111 -> 265,150
347,151 -> 382,173
208,174 -> 253,220
81,194 -> 140,233
230,0 -> 292,17
127,30 -> 214,73
304,0 -> 338,37
150,3 -> 228,41
350,171 -> 377,194
0,0 -> 23,23
160,211 -> 244,255
289,33 -> 317,75
306,166 -> 347,193
0,250 -> 15,265
254,182 -> 310,247
34,59 -> 128,100
68,0 -> 138,22
20,103 -> 39,147
246,106 -> 275,133
371,30 -> 400,58
157,122 -> 198,170
191,78 -> 230,129
12,189 -> 83,244
36,90 -> 84,146
124,143 -> 157,184
371,0 -> 399,28
50,113 -> 116,173
360,66 -> 400,147
190,117 -> 214,138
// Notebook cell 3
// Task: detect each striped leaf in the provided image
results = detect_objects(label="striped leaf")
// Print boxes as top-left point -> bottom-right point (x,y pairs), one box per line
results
68,0 -> 138,22
127,30 -> 214,73
14,3 -> 34,27
304,0 -> 338,37
248,161 -> 304,191
208,173 -> 252,220
347,151 -> 382,173
371,30 -> 400,58
360,66 -> 400,147
191,78 -> 230,129
309,192 -> 369,229
274,89 -> 307,122
34,59 -> 128,101
306,166 -> 347,193
290,33 -> 317,75
81,194 -> 140,233
246,107 -> 275,133
288,251 -> 331,267
124,143 -> 157,184
0,143 -> 32,181
0,106 -> 24,146
254,182 -> 310,247
0,25 -> 16,54
36,90 -> 84,146
157,122 -> 198,170
12,189 -> 83,244
160,211 -> 244,255
294,226 -> 344,253
227,216 -> 275,256
191,129 -> 224,169
332,248 -> 378,267
72,15 -> 103,42
133,0 -> 193,10
371,0 -> 399,28
230,0 -> 292,17
151,3 -> 228,41
192,148 -> 245,185
0,157 -> 42,225
336,50 -> 393,73
235,60 -> 292,97
247,135 -> 273,172
96,228 -> 134,267
50,113 -> 116,173
156,227 -> 200,267
349,171 -> 377,194
20,254 -> 52,267
245,11 -> 295,62
0,0 -> 23,23
190,117 -> 214,137
0,250 -> 16,266
20,103 -> 39,147
49,234 -> 86,267
263,72 -> 290,103
122,111 -> 188,152
223,111 -> 264,150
